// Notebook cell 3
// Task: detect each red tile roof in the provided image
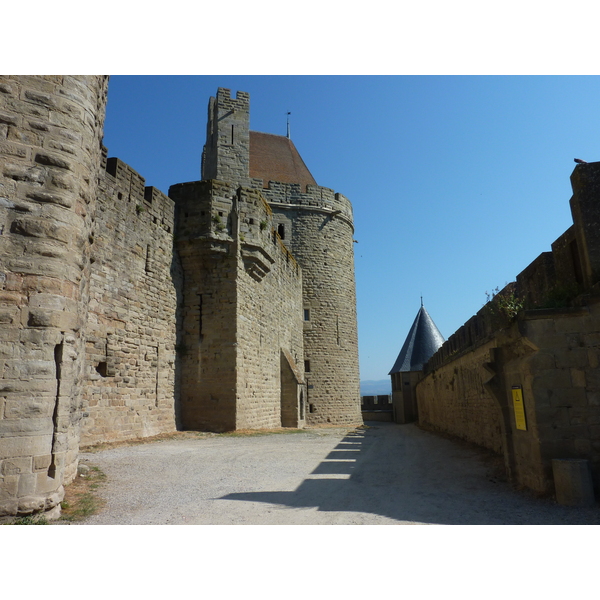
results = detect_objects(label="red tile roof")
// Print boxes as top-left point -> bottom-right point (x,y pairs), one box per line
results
249,131 -> 317,190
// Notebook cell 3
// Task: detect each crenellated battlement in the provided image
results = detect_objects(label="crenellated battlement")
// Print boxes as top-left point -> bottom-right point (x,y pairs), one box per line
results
215,87 -> 250,110
104,157 -> 175,233
202,88 -> 251,184
106,157 -> 145,199
255,180 -> 354,227
425,161 -> 600,375
169,179 -> 234,241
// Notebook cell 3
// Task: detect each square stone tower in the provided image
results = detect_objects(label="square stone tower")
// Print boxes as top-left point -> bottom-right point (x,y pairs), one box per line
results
199,88 -> 362,425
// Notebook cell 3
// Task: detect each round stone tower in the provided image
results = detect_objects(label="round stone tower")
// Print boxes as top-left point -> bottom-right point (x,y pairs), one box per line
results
201,88 -> 362,425
0,75 -> 108,519
265,186 -> 362,425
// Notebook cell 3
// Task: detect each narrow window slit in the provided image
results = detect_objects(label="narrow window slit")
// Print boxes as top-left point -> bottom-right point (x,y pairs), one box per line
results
198,293 -> 203,342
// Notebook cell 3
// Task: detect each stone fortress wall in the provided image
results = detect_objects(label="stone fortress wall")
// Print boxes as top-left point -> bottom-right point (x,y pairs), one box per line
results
0,78 -> 362,519
417,162 -> 600,495
81,157 -> 181,446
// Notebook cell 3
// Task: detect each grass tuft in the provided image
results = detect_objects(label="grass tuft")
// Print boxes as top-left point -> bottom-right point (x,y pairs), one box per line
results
59,465 -> 107,522
8,514 -> 49,525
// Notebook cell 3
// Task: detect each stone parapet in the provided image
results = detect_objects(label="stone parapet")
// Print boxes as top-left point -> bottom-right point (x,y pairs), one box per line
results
570,161 -> 600,288
258,182 -> 354,228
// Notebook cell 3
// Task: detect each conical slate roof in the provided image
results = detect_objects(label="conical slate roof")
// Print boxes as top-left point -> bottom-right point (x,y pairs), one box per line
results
389,305 -> 445,374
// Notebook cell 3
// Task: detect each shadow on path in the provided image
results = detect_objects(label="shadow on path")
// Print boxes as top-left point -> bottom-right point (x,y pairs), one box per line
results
221,422 -> 600,524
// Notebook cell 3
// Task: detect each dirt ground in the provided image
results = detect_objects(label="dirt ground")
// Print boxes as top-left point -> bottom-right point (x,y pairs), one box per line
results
65,421 -> 600,525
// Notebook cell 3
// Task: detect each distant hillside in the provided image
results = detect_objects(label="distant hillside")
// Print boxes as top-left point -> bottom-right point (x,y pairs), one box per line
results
360,379 -> 391,396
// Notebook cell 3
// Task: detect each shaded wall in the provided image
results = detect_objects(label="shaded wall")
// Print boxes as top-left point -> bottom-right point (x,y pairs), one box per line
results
391,371 -> 423,424
417,162 -> 600,494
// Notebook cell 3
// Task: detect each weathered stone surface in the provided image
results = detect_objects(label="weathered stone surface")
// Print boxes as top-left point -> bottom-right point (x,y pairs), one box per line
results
80,159 -> 179,444
17,494 -> 45,513
0,79 -> 362,517
0,75 -> 108,517
34,151 -> 72,171
196,88 -> 361,427
45,488 -> 64,509
0,499 -> 18,517
553,458 -> 595,506
171,181 -> 306,431
33,454 -> 52,471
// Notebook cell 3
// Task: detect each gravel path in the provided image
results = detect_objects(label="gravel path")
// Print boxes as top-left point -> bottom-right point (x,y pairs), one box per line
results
73,422 -> 600,525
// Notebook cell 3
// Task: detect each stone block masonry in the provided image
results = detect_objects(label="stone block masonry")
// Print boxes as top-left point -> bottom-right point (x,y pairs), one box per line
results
202,89 -> 251,186
0,76 -> 108,518
170,180 -> 306,431
263,183 -> 362,425
80,157 -> 180,446
0,80 -> 362,518
201,87 -> 362,427
418,161 -> 600,496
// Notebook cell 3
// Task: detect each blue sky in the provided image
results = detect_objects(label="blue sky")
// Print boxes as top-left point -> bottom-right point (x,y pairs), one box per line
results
11,3 -> 597,584
103,75 -> 600,383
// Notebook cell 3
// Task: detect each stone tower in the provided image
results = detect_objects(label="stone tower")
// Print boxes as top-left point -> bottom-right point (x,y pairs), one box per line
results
263,184 -> 361,425
201,88 -> 251,185
201,88 -> 362,425
0,76 -> 108,518
169,177 -> 306,432
389,303 -> 445,424
0,81 -> 361,519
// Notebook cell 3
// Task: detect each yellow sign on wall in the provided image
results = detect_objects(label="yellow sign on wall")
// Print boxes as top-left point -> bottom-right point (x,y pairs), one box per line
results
512,386 -> 527,431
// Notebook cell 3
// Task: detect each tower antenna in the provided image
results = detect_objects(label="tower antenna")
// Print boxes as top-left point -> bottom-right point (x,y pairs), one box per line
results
286,112 -> 291,139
